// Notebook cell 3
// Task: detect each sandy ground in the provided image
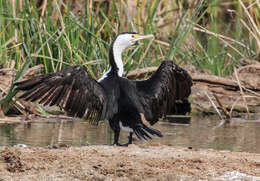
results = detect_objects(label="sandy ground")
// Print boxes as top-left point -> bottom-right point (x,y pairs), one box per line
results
0,145 -> 260,181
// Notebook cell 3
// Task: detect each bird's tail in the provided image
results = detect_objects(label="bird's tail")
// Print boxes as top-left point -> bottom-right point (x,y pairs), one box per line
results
134,124 -> 163,141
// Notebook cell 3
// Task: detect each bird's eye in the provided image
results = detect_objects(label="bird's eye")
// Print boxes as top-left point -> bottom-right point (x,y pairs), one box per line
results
132,34 -> 139,38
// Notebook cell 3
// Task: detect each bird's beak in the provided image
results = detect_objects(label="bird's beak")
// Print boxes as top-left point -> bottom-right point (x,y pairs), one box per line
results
132,34 -> 154,42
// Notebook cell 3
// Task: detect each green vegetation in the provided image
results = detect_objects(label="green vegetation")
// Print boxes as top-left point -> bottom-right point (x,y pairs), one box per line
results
0,0 -> 259,78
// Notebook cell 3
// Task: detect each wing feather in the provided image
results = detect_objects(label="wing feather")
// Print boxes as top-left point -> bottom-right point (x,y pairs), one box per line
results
14,66 -> 108,124
135,60 -> 192,125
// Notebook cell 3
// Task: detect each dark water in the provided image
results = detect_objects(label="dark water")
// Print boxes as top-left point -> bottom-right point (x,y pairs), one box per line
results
0,115 -> 260,153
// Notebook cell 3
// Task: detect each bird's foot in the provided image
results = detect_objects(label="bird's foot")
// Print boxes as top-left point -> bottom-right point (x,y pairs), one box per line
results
117,143 -> 129,147
110,142 -> 130,147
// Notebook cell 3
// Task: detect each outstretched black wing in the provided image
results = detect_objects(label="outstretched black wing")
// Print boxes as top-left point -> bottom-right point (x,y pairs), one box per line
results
14,66 -> 108,124
134,60 -> 192,125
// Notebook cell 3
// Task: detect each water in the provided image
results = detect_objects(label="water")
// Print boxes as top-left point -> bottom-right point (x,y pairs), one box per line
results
0,115 -> 260,153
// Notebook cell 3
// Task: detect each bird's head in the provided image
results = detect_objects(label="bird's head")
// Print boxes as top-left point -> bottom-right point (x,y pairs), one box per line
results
112,32 -> 154,52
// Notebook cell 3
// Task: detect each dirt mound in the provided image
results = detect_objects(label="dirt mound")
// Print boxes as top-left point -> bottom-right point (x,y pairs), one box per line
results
0,147 -> 27,173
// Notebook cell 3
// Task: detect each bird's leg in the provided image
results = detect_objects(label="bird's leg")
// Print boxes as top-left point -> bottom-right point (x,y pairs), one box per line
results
113,129 -> 121,146
112,129 -> 132,147
116,132 -> 134,147
127,132 -> 133,145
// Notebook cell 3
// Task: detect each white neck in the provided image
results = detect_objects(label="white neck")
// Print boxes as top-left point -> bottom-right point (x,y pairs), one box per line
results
98,38 -> 129,82
113,44 -> 124,77
98,47 -> 124,82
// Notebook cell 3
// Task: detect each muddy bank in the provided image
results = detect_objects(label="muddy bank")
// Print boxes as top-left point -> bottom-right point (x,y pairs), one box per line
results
0,145 -> 260,181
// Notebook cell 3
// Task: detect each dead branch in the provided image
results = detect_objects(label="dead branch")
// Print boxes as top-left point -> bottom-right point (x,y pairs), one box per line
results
205,92 -> 224,121
126,67 -> 157,79
213,93 -> 231,122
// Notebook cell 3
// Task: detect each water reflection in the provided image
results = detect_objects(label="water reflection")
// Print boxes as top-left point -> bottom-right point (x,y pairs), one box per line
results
0,120 -> 114,146
0,115 -> 259,153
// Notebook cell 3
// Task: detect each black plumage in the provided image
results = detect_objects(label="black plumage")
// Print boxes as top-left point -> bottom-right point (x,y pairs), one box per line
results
14,32 -> 192,146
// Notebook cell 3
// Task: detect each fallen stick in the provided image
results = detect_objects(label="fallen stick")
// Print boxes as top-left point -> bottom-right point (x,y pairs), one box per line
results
205,92 -> 224,121
213,93 -> 231,123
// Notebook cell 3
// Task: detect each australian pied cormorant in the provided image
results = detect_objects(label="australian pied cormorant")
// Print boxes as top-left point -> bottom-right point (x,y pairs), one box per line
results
14,32 -> 192,146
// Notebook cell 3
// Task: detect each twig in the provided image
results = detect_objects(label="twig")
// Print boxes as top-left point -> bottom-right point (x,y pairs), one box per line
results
213,93 -> 231,123
127,67 -> 157,79
234,68 -> 251,119
230,97 -> 242,116
154,39 -> 170,47
205,92 -> 224,121
212,119 -> 226,130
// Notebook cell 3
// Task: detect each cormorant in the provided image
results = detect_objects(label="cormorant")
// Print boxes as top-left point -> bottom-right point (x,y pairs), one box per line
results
14,32 -> 192,146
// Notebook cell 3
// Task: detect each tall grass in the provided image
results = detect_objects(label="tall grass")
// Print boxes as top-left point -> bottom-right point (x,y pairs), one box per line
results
189,0 -> 259,75
0,0 -> 259,78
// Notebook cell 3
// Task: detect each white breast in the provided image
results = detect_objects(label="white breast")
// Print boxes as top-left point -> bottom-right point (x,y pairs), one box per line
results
119,121 -> 133,132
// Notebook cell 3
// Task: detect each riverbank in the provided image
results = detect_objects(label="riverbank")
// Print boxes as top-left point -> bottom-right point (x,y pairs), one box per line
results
0,145 -> 260,181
